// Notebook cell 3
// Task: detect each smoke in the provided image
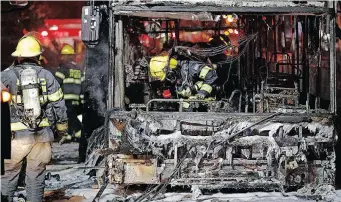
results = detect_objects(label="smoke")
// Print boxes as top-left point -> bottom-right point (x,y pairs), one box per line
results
84,41 -> 108,116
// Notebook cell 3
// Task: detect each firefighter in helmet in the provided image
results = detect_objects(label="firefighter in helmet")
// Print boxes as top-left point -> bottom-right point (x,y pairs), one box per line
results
55,44 -> 84,141
1,36 -> 68,202
149,55 -> 218,104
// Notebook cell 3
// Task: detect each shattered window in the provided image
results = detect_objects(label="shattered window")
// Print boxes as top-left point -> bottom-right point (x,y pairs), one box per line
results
120,14 -> 334,114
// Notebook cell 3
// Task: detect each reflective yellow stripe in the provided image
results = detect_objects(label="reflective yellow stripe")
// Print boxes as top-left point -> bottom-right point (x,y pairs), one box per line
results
183,102 -> 190,109
56,122 -> 68,131
169,58 -> 178,69
177,87 -> 191,98
64,94 -> 80,100
72,101 -> 80,105
40,78 -> 47,93
12,95 -> 47,104
220,36 -> 229,46
63,78 -> 81,84
55,71 -> 66,80
200,84 -> 213,93
194,81 -> 203,91
48,88 -> 63,102
11,95 -> 22,104
39,78 -> 47,85
199,66 -> 212,79
11,118 -> 50,131
75,130 -> 81,138
40,95 -> 48,104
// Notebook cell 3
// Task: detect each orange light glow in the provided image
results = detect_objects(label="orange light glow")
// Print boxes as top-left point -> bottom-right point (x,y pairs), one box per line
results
227,15 -> 234,22
1,91 -> 12,102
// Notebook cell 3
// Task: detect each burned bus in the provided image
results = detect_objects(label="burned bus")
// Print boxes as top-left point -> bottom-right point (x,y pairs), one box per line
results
82,0 -> 338,193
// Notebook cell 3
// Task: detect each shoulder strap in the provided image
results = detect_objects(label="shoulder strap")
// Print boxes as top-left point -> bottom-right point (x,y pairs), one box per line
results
9,66 -> 22,94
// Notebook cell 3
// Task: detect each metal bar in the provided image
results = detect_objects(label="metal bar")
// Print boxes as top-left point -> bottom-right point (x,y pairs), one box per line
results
114,17 -> 125,108
112,6 -> 328,14
296,16 -> 300,92
225,112 -> 282,142
265,18 -> 268,65
146,99 -> 213,112
291,16 -> 296,75
127,26 -> 244,34
328,2 -> 337,113
246,18 -> 249,76
238,18 -> 241,88
302,16 -> 307,97
175,19 -> 180,46
316,16 -> 321,108
165,21 -> 169,42
274,16 -> 277,64
109,110 -> 333,120
108,9 -> 115,109
303,16 -> 310,110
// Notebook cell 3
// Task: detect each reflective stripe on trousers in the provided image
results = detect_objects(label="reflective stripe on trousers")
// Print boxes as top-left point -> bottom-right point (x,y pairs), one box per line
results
64,94 -> 80,100
10,118 -> 50,131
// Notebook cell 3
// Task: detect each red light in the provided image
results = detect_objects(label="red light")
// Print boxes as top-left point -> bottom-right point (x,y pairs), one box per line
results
49,25 -> 58,31
41,31 -> 48,37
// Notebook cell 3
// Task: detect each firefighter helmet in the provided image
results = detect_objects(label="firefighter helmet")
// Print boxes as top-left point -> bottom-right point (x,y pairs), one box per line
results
60,44 -> 75,55
11,36 -> 43,57
149,56 -> 177,81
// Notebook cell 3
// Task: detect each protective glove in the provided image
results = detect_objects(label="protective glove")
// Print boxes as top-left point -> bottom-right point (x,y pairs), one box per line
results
189,93 -> 206,100
56,122 -> 71,145
177,86 -> 192,98
197,93 -> 206,100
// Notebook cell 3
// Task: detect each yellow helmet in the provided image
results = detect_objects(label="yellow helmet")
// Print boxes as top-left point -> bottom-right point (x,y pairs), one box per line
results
60,44 -> 75,55
11,36 -> 43,57
149,56 -> 177,81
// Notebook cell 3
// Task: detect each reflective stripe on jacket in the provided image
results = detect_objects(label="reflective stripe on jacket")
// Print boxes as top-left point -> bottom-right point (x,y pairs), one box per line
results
1,62 -> 68,133
55,62 -> 84,104
178,60 -> 218,96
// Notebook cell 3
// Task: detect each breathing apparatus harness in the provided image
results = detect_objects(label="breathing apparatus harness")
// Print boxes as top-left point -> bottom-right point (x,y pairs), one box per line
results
11,64 -> 47,129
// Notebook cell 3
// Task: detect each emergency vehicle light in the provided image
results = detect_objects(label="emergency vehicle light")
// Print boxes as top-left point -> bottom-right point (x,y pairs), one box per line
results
49,25 -> 58,31
41,31 -> 48,37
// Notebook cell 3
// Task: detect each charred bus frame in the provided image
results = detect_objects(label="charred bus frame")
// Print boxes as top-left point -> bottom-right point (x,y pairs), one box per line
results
84,0 -> 339,192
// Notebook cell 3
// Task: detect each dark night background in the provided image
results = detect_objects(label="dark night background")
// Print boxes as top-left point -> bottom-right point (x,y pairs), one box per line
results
1,1 -> 85,70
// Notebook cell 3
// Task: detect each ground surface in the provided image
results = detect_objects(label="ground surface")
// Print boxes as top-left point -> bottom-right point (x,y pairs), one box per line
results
13,143 -> 341,202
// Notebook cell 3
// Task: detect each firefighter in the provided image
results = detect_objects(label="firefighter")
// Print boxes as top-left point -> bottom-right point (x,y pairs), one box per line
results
55,44 -> 84,142
1,36 -> 68,202
149,56 -> 218,101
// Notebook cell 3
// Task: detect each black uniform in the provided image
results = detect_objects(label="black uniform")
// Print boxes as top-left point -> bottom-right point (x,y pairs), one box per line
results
176,60 -> 218,98
55,61 -> 84,139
